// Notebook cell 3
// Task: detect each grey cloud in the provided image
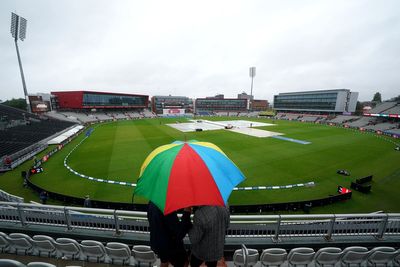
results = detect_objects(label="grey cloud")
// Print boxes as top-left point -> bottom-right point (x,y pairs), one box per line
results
1,0 -> 399,103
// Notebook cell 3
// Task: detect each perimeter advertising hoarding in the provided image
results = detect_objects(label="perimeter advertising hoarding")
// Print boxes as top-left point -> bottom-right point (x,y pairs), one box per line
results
163,109 -> 185,115
364,113 -> 400,118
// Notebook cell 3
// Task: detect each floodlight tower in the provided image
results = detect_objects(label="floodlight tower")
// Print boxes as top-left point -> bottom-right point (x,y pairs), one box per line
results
249,66 -> 256,111
10,12 -> 31,113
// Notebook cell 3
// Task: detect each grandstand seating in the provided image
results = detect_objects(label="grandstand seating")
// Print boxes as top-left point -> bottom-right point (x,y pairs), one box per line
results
0,104 -> 38,121
300,116 -> 319,122
346,117 -> 376,128
1,230 -> 399,267
328,115 -> 360,124
364,122 -> 397,131
385,128 -> 400,135
44,111 -> 78,123
60,112 -> 98,123
233,246 -> 259,266
115,113 -> 128,119
197,111 -> 214,116
259,248 -> 287,266
368,102 -> 397,114
131,245 -> 157,266
141,110 -> 156,118
278,113 -> 299,120
125,111 -> 142,119
246,111 -> 260,117
105,242 -> 131,265
383,104 -> 400,115
95,113 -> 113,121
0,117 -> 75,158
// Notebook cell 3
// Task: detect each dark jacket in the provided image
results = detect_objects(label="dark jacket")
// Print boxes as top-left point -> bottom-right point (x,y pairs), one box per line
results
189,205 -> 230,261
147,201 -> 191,255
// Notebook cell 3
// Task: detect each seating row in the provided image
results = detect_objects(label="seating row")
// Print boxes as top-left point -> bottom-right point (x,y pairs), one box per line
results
233,246 -> 400,267
0,259 -> 57,267
0,232 -> 157,266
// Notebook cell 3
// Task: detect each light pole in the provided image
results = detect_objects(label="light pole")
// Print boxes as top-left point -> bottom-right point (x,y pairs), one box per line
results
249,66 -> 256,111
10,12 -> 31,113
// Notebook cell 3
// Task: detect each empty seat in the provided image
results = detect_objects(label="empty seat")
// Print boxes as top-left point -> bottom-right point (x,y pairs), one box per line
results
367,246 -> 397,266
7,233 -> 34,255
287,247 -> 315,267
131,245 -> 157,267
0,259 -> 26,267
394,249 -> 400,266
0,232 -> 10,253
314,247 -> 342,267
233,247 -> 259,267
340,246 -> 369,266
32,235 -> 56,257
80,240 -> 106,262
27,263 -> 56,267
105,242 -> 131,265
55,238 -> 81,260
260,248 -> 287,266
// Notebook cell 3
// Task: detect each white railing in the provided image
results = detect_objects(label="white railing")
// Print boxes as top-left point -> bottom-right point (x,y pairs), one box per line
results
0,190 -> 24,203
1,202 -> 399,245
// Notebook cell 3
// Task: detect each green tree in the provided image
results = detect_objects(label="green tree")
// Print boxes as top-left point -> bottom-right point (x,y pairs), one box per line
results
2,98 -> 27,110
355,101 -> 363,115
372,92 -> 382,103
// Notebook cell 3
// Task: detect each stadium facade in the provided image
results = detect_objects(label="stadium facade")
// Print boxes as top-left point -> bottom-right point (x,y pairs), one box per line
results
273,89 -> 358,113
151,95 -> 192,115
51,91 -> 148,110
195,97 -> 248,113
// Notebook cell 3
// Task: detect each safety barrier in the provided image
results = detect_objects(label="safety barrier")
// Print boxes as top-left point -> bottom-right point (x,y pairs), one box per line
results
0,190 -> 24,203
1,202 -> 399,247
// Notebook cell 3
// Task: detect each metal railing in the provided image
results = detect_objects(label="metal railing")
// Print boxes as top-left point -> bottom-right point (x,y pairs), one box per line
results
0,202 -> 399,245
0,190 -> 24,203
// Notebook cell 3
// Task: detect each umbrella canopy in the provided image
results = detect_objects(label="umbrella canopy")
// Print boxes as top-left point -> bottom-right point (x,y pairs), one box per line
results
135,140 -> 245,214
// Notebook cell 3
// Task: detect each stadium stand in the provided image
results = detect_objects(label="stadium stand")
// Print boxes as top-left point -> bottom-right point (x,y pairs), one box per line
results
346,117 -> 377,128
364,122 -> 397,131
300,116 -> 319,122
246,111 -> 260,117
328,115 -> 360,124
368,102 -> 397,114
1,230 -> 399,267
385,128 -> 400,135
0,104 -> 76,170
284,113 -> 299,120
45,111 -> 77,123
382,103 -> 400,115
0,104 -> 38,121
215,111 -> 229,116
59,112 -> 97,124
125,111 -> 142,119
107,112 -> 128,120
141,110 -> 156,118
197,111 -> 214,116
94,113 -> 113,121
0,118 -> 75,158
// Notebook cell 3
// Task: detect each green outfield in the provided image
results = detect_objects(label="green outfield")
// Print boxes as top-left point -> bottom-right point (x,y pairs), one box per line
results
1,117 -> 399,213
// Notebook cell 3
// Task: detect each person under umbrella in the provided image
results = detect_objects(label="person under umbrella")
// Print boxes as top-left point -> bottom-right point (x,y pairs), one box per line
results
189,205 -> 230,267
147,201 -> 192,267
135,140 -> 245,265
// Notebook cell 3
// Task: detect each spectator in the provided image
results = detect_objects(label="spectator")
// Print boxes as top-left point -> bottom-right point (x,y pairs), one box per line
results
84,195 -> 92,208
147,201 -> 191,267
4,156 -> 12,168
189,205 -> 230,267
39,191 -> 48,204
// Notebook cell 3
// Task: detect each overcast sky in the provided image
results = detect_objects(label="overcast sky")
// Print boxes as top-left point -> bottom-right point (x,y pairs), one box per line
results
1,0 -> 399,102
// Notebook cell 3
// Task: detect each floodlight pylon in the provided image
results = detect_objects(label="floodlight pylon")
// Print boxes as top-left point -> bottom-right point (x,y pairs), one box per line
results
10,12 -> 31,113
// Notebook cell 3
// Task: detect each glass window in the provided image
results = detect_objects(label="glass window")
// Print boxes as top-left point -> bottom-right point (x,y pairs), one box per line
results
83,93 -> 146,107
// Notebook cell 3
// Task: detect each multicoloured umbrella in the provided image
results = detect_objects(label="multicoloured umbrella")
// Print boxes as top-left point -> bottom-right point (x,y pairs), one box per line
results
135,140 -> 245,214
